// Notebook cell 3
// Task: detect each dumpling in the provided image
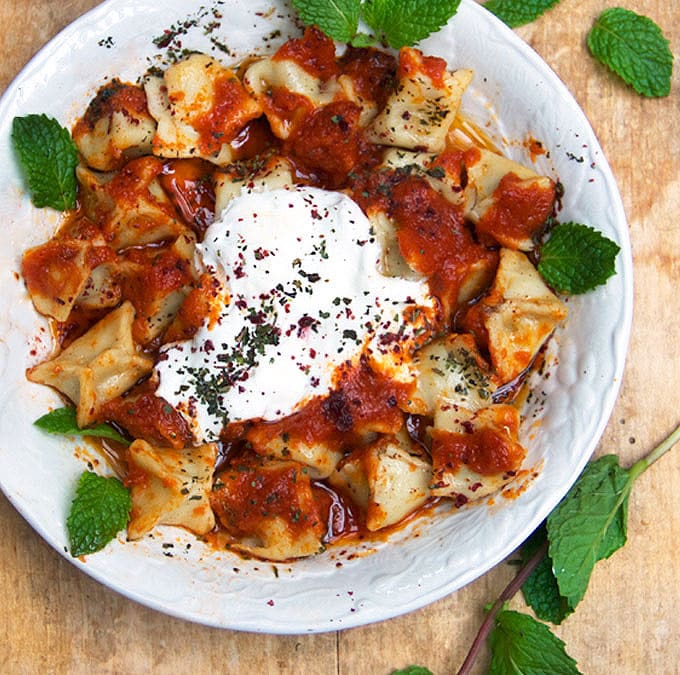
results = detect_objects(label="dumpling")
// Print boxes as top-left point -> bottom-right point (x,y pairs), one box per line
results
127,440 -> 217,539
117,232 -> 197,344
246,420 -> 344,480
77,158 -> 188,250
21,236 -> 115,321
366,47 -> 473,153
211,458 -> 325,560
465,149 -> 556,250
405,334 -> 496,416
243,28 -> 344,139
72,80 -> 156,172
27,301 -> 153,427
145,54 -> 262,165
329,432 -> 431,531
462,248 -> 568,383
213,156 -> 294,217
430,403 -> 526,502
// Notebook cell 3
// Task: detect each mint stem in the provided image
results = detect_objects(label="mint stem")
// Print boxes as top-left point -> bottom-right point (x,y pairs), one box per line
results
457,422 -> 680,674
631,422 -> 680,477
456,539 -> 549,675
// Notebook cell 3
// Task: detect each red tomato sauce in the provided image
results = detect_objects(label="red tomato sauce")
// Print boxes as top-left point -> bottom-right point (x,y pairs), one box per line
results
339,47 -> 397,109
228,117 -> 279,160
390,177 -> 498,313
193,75 -> 255,152
100,386 -> 193,450
477,172 -> 555,244
160,159 -> 216,236
431,426 -> 525,476
285,100 -> 375,188
245,358 -> 412,452
211,460 -> 324,539
273,26 -> 339,80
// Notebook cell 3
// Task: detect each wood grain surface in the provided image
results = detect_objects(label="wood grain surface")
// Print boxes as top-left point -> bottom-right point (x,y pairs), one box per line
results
1,1 -> 678,673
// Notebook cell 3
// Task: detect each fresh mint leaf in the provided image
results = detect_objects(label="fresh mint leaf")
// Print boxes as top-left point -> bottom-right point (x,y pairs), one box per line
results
521,524 -> 573,625
489,610 -> 581,674
11,114 -> 78,211
392,667 -> 433,675
363,0 -> 461,49
483,0 -> 561,28
588,8 -> 673,98
547,455 -> 631,608
538,222 -> 620,294
34,406 -> 129,445
67,471 -> 131,556
291,0 -> 361,44
350,32 -> 376,48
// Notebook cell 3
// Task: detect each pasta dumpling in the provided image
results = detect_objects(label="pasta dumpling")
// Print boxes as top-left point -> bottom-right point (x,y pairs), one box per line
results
329,433 -> 431,531
117,232 -> 197,344
246,422 -> 344,480
463,248 -> 568,382
127,440 -> 217,539
211,458 -> 325,560
72,80 -> 156,172
366,47 -> 472,152
145,53 -> 262,165
77,158 -> 188,250
405,334 -> 496,416
27,301 -> 153,426
213,156 -> 294,217
430,403 -> 525,502
243,28 -> 343,139
465,149 -> 556,250
21,237 -> 115,321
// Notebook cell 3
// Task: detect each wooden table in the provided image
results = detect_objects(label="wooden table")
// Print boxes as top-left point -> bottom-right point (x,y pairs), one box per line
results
1,1 -> 678,672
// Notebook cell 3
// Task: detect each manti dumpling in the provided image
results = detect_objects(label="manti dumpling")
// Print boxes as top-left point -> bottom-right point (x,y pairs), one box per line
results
27,301 -> 153,426
127,440 -> 217,539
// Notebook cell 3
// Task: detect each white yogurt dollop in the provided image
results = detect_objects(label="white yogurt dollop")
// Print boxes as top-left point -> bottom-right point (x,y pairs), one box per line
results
156,186 -> 437,442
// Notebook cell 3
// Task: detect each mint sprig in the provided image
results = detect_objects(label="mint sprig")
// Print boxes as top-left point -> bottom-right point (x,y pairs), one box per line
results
35,406 -> 130,445
291,0 -> 361,44
483,0 -> 561,28
547,455 -> 631,607
588,8 -> 673,98
454,423 -> 680,675
538,222 -> 620,295
363,0 -> 462,49
488,610 -> 580,674
67,471 -> 132,557
520,524 -> 573,625
290,0 -> 461,49
11,114 -> 78,211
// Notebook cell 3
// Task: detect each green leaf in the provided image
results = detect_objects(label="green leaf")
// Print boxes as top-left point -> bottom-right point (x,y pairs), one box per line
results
11,114 -> 78,211
392,668 -> 433,675
489,610 -> 581,674
34,407 -> 129,445
483,0 -> 561,28
363,0 -> 461,49
67,471 -> 132,556
538,222 -> 620,294
350,32 -> 376,48
521,524 -> 573,625
588,8 -> 673,98
291,0 -> 361,43
547,455 -> 632,608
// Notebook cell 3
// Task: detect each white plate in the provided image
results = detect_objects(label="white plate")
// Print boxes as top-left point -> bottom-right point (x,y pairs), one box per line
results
0,0 -> 632,632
